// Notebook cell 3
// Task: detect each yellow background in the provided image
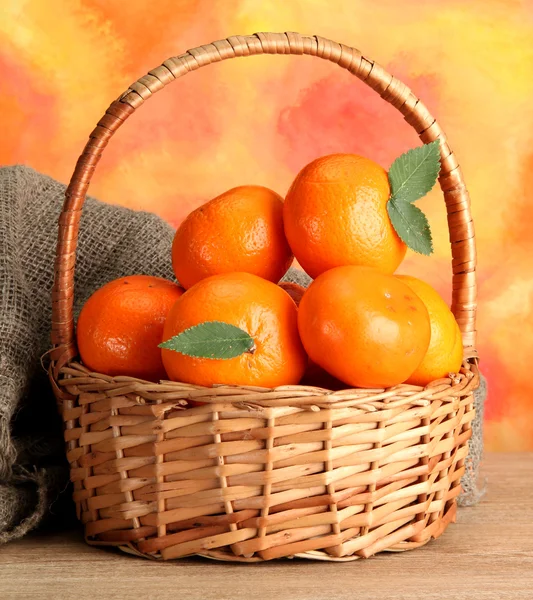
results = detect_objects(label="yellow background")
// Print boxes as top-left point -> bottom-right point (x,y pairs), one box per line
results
2,0 -> 532,450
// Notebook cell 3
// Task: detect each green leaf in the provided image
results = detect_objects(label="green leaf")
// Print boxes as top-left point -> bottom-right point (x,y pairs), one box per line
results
159,321 -> 255,360
388,140 -> 441,204
387,199 -> 433,256
387,141 -> 440,254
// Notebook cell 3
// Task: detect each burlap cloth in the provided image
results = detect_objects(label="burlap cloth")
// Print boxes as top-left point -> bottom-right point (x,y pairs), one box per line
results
0,165 -> 486,545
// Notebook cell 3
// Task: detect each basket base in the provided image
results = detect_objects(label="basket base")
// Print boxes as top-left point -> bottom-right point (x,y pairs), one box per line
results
87,502 -> 456,563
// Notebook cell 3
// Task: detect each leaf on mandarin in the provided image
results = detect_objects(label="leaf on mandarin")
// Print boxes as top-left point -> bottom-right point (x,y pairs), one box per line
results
387,199 -> 433,256
159,321 -> 254,360
388,140 -> 441,204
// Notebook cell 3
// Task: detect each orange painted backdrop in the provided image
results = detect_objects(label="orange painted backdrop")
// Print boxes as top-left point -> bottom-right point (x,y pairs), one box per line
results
2,1 -> 532,450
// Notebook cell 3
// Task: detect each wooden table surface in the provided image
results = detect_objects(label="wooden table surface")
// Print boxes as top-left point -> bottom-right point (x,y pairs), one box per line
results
1,453 -> 532,600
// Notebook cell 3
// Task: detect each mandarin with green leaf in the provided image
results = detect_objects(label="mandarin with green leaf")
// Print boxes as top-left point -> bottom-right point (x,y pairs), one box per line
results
161,272 -> 307,387
283,154 -> 406,278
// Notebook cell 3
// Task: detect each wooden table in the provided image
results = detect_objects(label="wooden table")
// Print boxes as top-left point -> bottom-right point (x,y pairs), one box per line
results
1,453 -> 531,600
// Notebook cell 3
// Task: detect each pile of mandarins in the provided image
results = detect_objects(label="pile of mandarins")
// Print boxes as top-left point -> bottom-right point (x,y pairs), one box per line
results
77,152 -> 463,392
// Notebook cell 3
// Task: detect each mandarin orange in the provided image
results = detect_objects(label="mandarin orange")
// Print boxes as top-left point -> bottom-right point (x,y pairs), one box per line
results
283,154 -> 406,278
161,272 -> 306,387
172,185 -> 293,289
298,266 -> 431,388
77,275 -> 184,381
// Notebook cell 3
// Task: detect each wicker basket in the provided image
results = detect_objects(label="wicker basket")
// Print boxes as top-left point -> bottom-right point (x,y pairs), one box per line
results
49,32 -> 479,562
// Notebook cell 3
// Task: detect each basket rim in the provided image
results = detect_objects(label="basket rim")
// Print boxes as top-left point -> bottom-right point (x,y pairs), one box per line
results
56,359 -> 479,411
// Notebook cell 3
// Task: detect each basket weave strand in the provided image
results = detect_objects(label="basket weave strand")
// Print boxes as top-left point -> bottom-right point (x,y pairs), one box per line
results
49,32 -> 479,562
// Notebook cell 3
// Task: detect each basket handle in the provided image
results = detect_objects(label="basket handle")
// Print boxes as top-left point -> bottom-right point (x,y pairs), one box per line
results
50,32 -> 477,375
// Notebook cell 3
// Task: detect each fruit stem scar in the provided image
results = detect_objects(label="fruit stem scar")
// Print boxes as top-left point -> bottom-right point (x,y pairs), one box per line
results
247,343 -> 257,355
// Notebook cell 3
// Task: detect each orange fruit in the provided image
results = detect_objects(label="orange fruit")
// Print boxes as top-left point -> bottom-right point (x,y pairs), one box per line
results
283,154 -> 406,278
396,275 -> 463,386
172,185 -> 293,289
298,266 -> 431,388
278,281 -> 306,306
161,272 -> 307,387
77,275 -> 184,381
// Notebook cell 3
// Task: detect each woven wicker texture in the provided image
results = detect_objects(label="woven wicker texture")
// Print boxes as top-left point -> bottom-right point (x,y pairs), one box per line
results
50,32 -> 479,561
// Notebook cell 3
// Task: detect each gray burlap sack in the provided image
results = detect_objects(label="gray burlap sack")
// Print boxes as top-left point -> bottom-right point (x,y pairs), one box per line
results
0,165 -> 485,544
